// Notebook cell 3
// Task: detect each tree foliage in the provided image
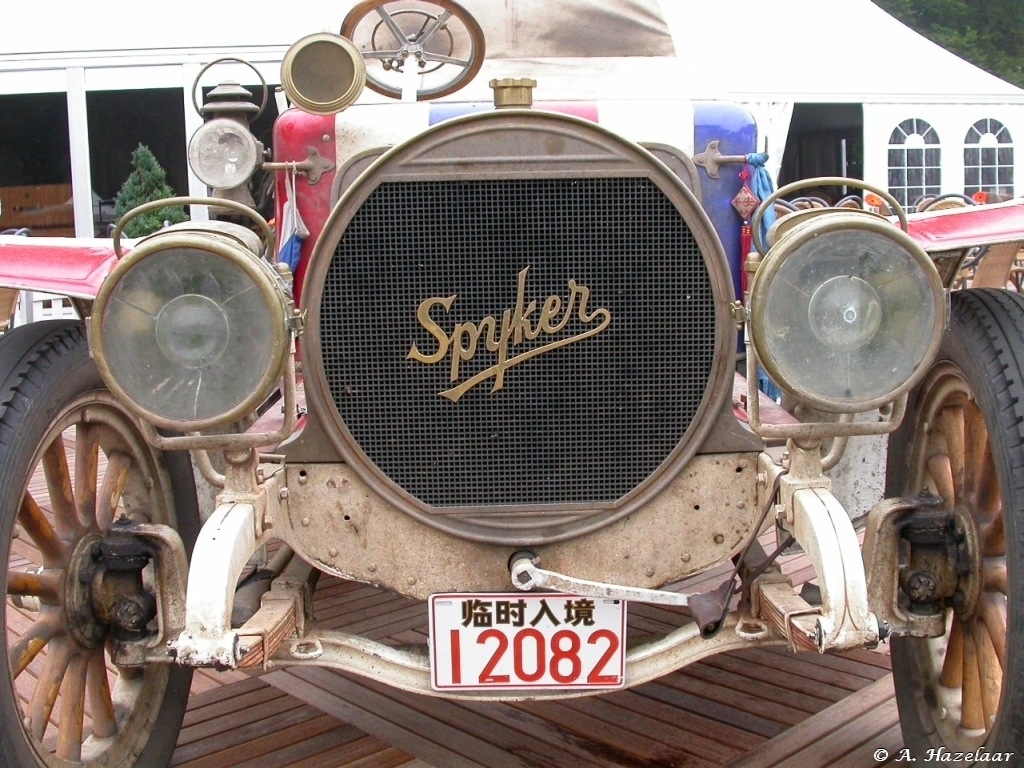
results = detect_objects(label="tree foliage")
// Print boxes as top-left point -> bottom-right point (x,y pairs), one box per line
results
113,144 -> 188,237
873,0 -> 1024,89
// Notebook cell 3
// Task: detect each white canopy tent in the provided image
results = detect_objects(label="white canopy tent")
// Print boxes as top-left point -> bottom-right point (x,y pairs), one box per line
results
2,0 -> 1022,233
658,1 -> 1024,201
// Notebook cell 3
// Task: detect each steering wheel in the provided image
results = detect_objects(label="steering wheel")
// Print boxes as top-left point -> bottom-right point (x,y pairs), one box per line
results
341,0 -> 485,100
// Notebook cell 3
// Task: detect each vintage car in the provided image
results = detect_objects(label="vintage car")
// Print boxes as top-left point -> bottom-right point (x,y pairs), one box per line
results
2,1 -> 1024,766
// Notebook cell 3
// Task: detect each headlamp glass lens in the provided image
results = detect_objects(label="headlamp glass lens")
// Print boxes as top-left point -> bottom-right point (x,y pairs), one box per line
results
756,227 -> 939,409
188,120 -> 259,189
99,247 -> 277,425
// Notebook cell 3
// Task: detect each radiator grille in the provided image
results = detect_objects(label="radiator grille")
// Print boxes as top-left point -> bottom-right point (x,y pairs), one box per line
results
318,177 -> 717,509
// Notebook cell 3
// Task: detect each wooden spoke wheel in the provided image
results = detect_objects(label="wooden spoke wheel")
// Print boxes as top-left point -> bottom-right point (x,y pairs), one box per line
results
887,289 -> 1024,760
0,321 -> 198,768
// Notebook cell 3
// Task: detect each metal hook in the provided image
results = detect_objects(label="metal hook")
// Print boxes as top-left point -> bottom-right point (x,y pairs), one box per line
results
262,146 -> 336,185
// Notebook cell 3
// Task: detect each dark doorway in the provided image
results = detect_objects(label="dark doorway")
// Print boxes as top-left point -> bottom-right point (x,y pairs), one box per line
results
87,88 -> 188,201
0,93 -> 74,235
779,103 -> 864,203
0,93 -> 71,186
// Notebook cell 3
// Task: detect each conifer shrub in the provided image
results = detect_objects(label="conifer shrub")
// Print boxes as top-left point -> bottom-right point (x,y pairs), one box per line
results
113,144 -> 188,237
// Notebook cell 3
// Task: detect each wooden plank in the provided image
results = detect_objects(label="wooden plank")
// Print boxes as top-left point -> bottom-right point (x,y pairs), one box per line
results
261,648 -> 898,768
638,677 -> 788,739
721,675 -> 897,768
782,697 -> 900,767
613,688 -> 757,763
266,736 -> 419,768
725,648 -> 884,692
830,724 -> 904,768
180,678 -> 280,729
172,711 -> 346,768
507,697 -> 716,767
172,695 -> 309,755
653,668 -> 811,728
699,654 -> 842,706
222,729 -> 378,768
174,676 -> 428,768
264,668 -> 515,768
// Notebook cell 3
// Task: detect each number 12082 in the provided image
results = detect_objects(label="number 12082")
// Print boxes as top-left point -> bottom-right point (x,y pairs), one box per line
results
429,593 -> 626,691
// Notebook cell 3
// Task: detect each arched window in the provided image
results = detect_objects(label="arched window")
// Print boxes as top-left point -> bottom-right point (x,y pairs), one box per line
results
887,118 -> 941,207
964,119 -> 1014,200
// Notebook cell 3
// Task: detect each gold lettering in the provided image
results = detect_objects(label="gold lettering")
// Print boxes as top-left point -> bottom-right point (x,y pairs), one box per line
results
571,279 -> 611,325
538,294 -> 566,334
450,320 -> 495,382
407,295 -> 456,364
510,267 -> 539,343
408,267 -> 612,402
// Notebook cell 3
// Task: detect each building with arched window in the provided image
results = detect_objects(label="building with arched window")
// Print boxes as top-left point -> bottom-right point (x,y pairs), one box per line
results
964,118 -> 1015,200
887,118 -> 943,207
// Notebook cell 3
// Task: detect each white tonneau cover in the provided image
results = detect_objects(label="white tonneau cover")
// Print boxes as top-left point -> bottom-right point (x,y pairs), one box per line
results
462,0 -> 675,59
352,0 -> 716,104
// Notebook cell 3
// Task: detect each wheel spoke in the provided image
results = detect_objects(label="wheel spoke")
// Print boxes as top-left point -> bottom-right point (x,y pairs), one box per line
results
979,514 -> 1006,557
983,557 -> 1008,594
940,618 -> 964,687
363,48 -> 403,60
26,635 -> 76,739
7,568 -> 62,603
960,628 -> 985,730
374,7 -> 408,43
56,652 -> 87,762
926,452 -> 955,506
42,435 -> 81,537
18,492 -> 67,565
972,619 -> 1003,727
97,451 -> 132,532
938,404 -> 966,506
74,423 -> 100,530
415,10 -> 452,49
963,401 -> 990,509
980,591 -> 1007,668
420,52 -> 471,67
86,649 -> 117,738
974,440 -> 1001,516
8,612 -> 61,678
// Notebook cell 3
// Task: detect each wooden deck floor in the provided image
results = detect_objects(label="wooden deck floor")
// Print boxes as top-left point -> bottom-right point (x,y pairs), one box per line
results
172,576 -> 905,768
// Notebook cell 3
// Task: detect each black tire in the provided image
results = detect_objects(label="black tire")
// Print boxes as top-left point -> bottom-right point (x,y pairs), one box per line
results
887,289 -> 1024,763
0,320 -> 199,768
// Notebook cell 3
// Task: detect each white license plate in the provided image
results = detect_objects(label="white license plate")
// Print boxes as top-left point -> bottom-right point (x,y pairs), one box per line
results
428,593 -> 626,691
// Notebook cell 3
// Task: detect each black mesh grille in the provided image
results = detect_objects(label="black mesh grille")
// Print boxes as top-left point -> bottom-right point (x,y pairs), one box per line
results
319,177 -> 716,508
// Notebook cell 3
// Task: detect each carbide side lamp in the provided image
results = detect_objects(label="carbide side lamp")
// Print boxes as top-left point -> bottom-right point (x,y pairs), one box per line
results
188,81 -> 263,205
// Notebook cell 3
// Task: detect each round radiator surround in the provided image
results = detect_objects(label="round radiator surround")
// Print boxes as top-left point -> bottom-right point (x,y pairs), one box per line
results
303,110 -> 736,544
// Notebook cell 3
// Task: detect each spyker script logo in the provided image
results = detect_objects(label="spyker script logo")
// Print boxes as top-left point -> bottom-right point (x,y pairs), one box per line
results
407,266 -> 612,402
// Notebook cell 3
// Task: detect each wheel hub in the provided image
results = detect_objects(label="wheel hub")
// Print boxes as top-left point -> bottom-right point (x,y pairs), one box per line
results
64,519 -> 159,648
64,532 -> 107,649
898,500 -> 982,620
